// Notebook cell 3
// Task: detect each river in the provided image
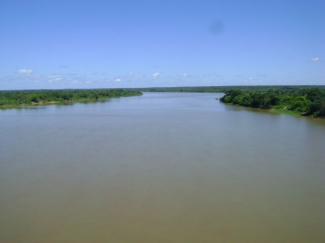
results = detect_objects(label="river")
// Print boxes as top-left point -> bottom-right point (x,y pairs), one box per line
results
0,92 -> 324,243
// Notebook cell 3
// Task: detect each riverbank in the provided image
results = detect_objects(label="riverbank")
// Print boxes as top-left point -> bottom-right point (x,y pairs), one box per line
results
0,89 -> 142,109
220,88 -> 325,118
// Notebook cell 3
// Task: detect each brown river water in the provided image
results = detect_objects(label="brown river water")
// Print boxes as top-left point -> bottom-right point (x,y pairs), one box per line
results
0,92 -> 324,243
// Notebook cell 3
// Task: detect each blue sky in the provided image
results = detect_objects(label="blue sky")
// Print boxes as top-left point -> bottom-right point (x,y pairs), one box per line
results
0,0 -> 324,90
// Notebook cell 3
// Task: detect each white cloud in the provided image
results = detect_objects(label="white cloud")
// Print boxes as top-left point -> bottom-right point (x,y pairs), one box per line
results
152,72 -> 160,78
129,72 -> 134,75
115,78 -> 122,82
310,57 -> 320,62
17,69 -> 33,74
48,77 -> 62,83
182,73 -> 187,77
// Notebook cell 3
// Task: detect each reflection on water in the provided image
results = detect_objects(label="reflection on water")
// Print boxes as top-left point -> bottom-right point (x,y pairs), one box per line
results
0,93 -> 324,243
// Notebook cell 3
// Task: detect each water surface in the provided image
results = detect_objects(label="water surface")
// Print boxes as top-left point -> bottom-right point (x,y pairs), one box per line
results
1,92 -> 324,243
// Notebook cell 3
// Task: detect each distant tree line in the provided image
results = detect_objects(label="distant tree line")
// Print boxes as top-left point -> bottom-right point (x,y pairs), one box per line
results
127,85 -> 325,93
0,89 -> 142,107
220,88 -> 325,118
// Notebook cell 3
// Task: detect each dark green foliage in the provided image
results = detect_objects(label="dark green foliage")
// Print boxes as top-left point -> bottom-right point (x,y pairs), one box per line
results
220,88 -> 325,118
0,89 -> 142,108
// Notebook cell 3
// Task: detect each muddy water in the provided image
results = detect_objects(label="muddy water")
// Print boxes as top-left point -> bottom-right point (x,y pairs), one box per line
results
0,92 -> 324,243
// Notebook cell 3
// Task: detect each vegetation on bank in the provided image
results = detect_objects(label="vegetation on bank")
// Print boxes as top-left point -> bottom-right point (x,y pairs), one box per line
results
220,88 -> 325,118
0,89 -> 142,108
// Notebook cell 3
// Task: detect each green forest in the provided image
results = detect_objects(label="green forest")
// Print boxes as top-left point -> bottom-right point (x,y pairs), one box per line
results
0,89 -> 142,108
220,88 -> 325,118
